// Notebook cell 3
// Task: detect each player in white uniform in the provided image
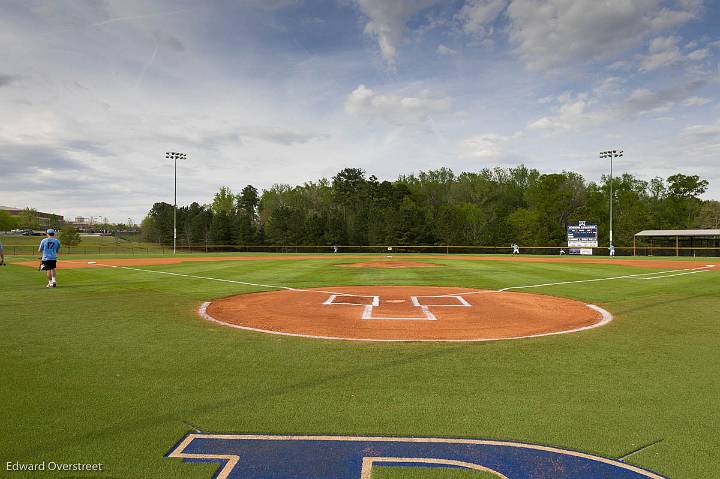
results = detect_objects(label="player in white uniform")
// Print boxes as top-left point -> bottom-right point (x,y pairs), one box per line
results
511,243 -> 520,254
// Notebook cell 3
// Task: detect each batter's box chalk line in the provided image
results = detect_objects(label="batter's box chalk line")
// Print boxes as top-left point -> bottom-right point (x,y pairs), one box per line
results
323,294 -> 380,306
361,303 -> 438,321
323,293 -> 454,321
411,295 -> 471,307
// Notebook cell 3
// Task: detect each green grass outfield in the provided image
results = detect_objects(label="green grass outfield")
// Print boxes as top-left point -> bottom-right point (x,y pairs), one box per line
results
1,254 -> 719,478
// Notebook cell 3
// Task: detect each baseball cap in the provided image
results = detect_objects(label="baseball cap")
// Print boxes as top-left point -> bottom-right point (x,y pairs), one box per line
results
47,229 -> 56,234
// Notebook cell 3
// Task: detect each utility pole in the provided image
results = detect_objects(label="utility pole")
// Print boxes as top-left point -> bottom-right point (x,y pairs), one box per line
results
599,149 -> 623,246
165,151 -> 188,254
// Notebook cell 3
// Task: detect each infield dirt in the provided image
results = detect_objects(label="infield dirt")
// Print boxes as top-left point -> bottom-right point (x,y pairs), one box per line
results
202,286 -> 606,341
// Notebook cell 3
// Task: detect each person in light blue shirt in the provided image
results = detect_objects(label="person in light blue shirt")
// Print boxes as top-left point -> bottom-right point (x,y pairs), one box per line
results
38,229 -> 61,287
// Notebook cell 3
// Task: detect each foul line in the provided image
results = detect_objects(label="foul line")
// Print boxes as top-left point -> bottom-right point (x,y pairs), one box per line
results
90,263 -> 716,303
450,265 -> 714,296
617,439 -> 664,462
97,264 -> 361,297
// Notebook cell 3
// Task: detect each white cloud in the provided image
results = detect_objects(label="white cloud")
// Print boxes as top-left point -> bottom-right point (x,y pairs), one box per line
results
683,96 -> 711,106
638,36 -> 713,72
593,76 -> 625,97
354,0 -> 438,68
624,79 -> 706,113
457,0 -> 508,35
639,36 -> 683,71
530,76 -> 708,132
436,44 -> 458,56
529,98 -> 611,132
344,84 -> 451,123
459,133 -> 509,160
687,48 -> 710,61
680,122 -> 720,138
505,0 -> 699,71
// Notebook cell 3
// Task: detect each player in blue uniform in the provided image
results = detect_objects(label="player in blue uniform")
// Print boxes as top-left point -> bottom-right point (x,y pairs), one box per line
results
38,229 -> 61,287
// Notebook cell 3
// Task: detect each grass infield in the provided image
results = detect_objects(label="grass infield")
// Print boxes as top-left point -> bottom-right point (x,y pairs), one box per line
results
0,255 -> 718,478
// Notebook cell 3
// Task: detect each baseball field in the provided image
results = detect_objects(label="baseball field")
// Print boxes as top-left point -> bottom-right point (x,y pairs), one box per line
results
1,253 -> 719,478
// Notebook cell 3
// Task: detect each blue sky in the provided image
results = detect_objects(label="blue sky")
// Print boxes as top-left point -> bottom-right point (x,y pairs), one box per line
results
1,0 -> 718,222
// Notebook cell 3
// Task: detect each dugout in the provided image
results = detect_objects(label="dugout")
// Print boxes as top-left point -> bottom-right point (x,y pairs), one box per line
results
633,229 -> 720,257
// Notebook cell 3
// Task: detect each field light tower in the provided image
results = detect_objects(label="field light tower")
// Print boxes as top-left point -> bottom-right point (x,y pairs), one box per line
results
599,149 -> 623,246
165,151 -> 187,254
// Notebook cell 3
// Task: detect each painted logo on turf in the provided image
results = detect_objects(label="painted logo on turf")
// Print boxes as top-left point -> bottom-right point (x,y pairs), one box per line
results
166,434 -> 667,478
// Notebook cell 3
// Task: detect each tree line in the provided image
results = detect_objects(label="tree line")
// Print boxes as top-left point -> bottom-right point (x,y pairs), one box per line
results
140,166 -> 719,247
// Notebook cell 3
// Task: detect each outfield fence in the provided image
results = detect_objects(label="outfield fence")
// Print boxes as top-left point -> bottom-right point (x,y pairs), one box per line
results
4,243 -> 719,257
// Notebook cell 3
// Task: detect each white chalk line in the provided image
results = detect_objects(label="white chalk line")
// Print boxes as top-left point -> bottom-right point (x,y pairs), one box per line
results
83,260 -> 715,341
460,266 -> 714,296
633,270 -> 708,280
361,303 -> 438,321
97,264 -> 360,297
94,263 -> 713,301
90,261 -> 711,341
93,262 -> 714,304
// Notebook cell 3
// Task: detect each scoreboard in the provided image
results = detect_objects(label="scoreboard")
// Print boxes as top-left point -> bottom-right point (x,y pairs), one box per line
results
567,221 -> 598,251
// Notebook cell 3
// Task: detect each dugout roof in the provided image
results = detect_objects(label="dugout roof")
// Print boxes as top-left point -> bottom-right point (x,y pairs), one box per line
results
635,229 -> 720,237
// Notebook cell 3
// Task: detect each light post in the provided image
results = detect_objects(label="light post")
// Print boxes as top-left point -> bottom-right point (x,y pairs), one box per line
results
165,151 -> 187,254
599,149 -> 623,246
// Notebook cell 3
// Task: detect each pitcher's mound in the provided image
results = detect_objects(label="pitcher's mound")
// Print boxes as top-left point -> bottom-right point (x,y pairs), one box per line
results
201,286 -> 611,342
340,261 -> 443,269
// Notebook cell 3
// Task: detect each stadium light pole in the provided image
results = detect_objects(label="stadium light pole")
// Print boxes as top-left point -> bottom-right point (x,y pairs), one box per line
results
165,151 -> 187,254
599,149 -> 623,246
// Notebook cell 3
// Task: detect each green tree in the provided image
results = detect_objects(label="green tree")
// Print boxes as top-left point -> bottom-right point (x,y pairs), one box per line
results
664,173 -> 709,228
0,210 -> 18,231
696,200 -> 720,229
332,168 -> 367,218
210,212 -> 233,244
144,165 -> 713,249
142,202 -> 174,243
59,225 -> 81,246
266,205 -> 303,245
18,207 -> 39,229
212,186 -> 235,215
237,185 -> 259,218
667,174 -> 708,197
141,216 -> 160,243
521,172 -> 587,245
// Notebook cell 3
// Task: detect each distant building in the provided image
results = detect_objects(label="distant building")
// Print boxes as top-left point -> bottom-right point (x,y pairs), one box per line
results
0,206 -> 64,228
69,216 -> 93,232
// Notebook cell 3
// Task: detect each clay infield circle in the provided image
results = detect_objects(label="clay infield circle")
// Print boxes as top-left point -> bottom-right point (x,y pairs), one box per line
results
202,286 -> 611,342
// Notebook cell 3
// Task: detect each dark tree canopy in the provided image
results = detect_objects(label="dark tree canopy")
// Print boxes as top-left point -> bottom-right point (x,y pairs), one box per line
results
142,166 -> 714,247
